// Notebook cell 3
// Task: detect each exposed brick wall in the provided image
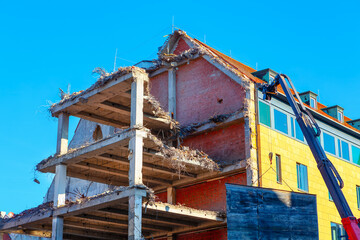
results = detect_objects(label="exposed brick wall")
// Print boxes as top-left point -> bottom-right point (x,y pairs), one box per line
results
176,173 -> 246,211
156,191 -> 167,203
182,123 -> 246,166
173,38 -> 191,55
177,228 -> 227,240
150,71 -> 168,111
176,58 -> 245,126
155,228 -> 227,240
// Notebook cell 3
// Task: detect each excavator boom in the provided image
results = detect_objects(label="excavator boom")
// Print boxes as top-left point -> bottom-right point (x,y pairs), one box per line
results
261,74 -> 360,240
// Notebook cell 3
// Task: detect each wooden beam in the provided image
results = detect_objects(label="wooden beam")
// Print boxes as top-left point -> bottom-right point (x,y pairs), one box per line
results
76,111 -> 128,128
38,129 -> 135,172
74,162 -> 170,186
55,188 -> 146,217
50,71 -> 135,116
73,214 -> 171,232
97,153 -> 196,178
64,219 -> 128,234
98,207 -> 197,227
98,101 -> 172,129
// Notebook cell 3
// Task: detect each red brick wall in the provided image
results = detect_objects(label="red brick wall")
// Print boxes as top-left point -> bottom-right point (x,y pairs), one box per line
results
173,38 -> 191,55
176,58 -> 245,126
175,173 -> 246,211
182,123 -> 246,166
177,228 -> 227,240
156,191 -> 167,202
155,228 -> 227,240
150,71 -> 168,111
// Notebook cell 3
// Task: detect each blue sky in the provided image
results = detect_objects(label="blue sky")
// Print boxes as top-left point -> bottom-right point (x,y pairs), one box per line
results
0,0 -> 359,214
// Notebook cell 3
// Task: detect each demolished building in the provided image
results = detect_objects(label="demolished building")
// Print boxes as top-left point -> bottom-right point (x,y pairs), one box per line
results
1,30 -> 359,240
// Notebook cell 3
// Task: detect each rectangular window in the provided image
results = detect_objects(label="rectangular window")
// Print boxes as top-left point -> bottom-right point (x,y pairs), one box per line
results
338,111 -> 344,122
338,139 -> 341,158
352,146 -> 360,165
296,163 -> 308,192
357,186 -> 360,209
341,141 -> 350,161
259,101 -> 271,127
276,155 -> 282,184
324,132 -> 336,155
295,120 -> 305,142
310,97 -> 316,108
274,109 -> 288,134
290,117 -> 295,138
331,222 -> 349,240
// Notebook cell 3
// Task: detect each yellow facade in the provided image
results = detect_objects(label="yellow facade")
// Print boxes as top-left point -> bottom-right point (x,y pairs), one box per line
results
258,124 -> 360,239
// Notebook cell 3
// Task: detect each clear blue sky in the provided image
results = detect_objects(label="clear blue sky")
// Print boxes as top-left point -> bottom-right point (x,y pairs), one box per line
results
1,0 -> 359,214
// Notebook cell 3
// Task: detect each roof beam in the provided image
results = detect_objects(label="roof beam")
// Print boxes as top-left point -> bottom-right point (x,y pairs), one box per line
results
97,153 -> 196,178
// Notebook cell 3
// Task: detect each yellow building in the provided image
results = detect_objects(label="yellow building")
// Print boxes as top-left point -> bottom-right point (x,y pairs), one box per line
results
254,70 -> 360,240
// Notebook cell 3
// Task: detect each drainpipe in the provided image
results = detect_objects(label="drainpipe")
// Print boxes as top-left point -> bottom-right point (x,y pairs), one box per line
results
254,84 -> 261,187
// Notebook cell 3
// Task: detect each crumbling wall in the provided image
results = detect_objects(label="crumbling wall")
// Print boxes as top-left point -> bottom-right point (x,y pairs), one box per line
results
176,57 -> 246,126
173,38 -> 191,55
149,71 -> 168,111
182,123 -> 246,166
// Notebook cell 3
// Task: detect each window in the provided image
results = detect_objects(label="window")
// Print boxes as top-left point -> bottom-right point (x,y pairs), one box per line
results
310,97 -> 317,108
296,163 -> 308,192
338,111 -> 344,122
331,222 -> 349,240
342,141 -> 350,161
324,132 -> 336,155
338,140 -> 350,161
259,101 -> 271,127
357,186 -> 360,209
290,117 -> 295,138
276,155 -> 282,184
295,120 -> 304,141
290,117 -> 305,141
274,109 -> 288,134
352,146 -> 360,165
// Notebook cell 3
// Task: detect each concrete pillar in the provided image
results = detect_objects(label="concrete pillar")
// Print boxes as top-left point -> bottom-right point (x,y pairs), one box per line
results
168,67 -> 176,119
244,82 -> 259,186
52,113 -> 69,240
167,187 -> 176,204
128,73 -> 146,240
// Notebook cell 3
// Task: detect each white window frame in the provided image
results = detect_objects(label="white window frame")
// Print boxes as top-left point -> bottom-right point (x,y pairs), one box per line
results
310,96 -> 317,108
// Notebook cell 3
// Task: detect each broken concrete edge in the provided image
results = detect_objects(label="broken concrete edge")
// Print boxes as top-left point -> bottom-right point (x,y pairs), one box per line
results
145,201 -> 226,221
0,185 -> 225,232
36,126 -> 219,175
49,66 -> 147,115
0,185 -> 150,228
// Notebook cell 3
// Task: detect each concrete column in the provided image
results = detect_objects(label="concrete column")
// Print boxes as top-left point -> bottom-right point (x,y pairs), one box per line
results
52,113 -> 69,240
167,187 -> 176,204
128,73 -> 145,240
168,67 -> 176,119
128,193 -> 143,240
244,82 -> 259,186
